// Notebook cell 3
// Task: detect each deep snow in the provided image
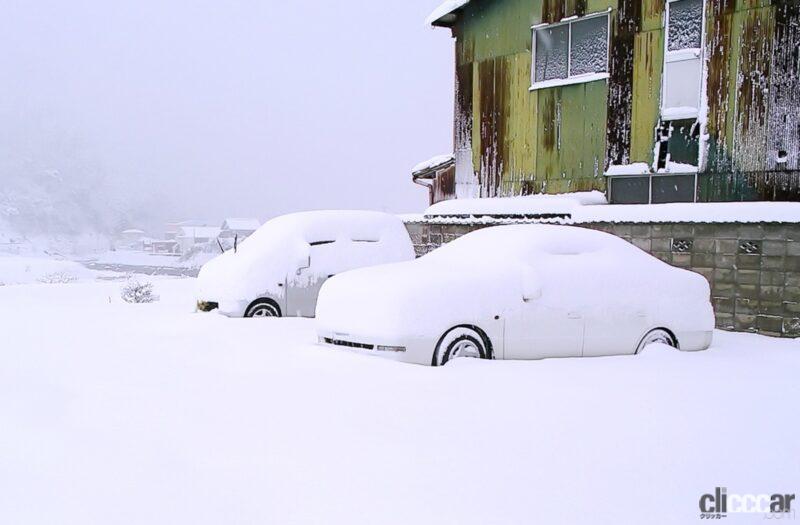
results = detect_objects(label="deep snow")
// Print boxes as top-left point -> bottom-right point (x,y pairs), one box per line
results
0,255 -> 94,285
0,275 -> 798,524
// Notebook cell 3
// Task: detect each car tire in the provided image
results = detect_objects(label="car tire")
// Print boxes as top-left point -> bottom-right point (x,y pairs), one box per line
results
433,326 -> 489,366
244,299 -> 281,318
635,328 -> 678,354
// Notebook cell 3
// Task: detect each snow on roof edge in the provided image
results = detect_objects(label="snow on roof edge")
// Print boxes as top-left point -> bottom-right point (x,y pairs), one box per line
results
412,154 -> 455,175
426,0 -> 470,26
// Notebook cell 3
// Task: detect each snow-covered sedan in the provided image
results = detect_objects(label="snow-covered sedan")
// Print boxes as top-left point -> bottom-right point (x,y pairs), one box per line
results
196,210 -> 415,318
316,225 -> 714,365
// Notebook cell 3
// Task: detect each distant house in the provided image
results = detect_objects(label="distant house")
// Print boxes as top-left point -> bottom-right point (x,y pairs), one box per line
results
219,218 -> 261,241
117,229 -> 146,250
148,239 -> 180,255
165,220 -> 208,241
176,226 -> 221,254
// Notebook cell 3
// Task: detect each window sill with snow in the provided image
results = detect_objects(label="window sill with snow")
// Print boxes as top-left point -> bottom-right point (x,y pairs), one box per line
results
529,72 -> 609,91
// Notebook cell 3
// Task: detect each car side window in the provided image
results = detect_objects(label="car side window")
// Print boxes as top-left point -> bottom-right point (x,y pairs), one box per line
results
305,241 -> 340,277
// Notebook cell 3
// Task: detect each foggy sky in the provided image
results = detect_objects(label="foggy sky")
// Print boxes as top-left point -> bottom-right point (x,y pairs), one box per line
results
0,0 -> 455,225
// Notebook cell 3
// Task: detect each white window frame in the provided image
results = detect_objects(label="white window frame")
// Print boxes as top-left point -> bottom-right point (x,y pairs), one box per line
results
660,0 -> 706,120
529,8 -> 612,91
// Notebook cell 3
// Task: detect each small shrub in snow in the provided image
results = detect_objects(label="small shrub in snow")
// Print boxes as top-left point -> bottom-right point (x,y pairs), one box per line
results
121,278 -> 158,304
37,271 -> 78,284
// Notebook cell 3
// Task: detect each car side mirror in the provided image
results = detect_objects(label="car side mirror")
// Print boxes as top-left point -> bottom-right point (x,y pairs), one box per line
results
522,286 -> 542,302
522,267 -> 542,302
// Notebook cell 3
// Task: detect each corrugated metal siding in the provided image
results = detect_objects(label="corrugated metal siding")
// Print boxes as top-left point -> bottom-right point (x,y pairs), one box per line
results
766,0 -> 800,171
630,29 -> 663,164
606,0 -> 641,167
450,0 -> 800,202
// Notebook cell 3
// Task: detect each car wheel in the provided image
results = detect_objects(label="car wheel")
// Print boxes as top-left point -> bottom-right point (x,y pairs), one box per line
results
434,326 -> 489,366
635,328 -> 677,354
244,299 -> 281,318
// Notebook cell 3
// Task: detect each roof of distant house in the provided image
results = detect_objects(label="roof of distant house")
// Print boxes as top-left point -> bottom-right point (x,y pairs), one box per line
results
222,218 -> 261,232
178,226 -> 221,239
120,229 -> 145,235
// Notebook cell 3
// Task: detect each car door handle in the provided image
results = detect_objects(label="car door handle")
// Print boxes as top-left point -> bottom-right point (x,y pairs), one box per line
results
567,311 -> 582,319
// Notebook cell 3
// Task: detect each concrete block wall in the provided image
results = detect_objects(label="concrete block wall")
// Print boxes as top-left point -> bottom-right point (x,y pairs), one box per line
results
405,221 -> 800,338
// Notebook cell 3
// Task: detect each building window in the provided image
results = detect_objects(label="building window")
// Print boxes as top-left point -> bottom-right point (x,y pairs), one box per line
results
531,11 -> 609,89
667,0 -> 703,51
661,0 -> 704,119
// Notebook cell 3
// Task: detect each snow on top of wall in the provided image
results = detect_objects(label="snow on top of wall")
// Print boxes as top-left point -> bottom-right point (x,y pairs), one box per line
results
412,154 -> 454,175
657,162 -> 699,174
605,163 -> 651,176
222,218 -> 261,232
575,202 -> 800,224
424,191 -> 608,217
426,0 -> 470,26
411,200 -> 800,225
606,162 -> 699,175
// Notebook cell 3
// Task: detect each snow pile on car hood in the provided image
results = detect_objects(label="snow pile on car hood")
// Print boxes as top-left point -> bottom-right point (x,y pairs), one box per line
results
197,210 -> 414,303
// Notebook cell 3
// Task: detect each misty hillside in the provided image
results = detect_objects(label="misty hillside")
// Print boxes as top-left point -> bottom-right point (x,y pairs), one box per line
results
0,116 -> 153,242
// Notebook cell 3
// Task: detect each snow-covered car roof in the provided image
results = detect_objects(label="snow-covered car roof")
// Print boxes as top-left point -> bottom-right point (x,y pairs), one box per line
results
424,224 -> 645,265
241,210 -> 409,250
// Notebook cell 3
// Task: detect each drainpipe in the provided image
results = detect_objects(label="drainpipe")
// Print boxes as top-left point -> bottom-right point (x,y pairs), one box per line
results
412,173 -> 435,206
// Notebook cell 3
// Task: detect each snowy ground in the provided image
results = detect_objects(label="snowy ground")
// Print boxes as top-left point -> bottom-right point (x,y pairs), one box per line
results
1,274 -> 798,524
0,255 -> 96,285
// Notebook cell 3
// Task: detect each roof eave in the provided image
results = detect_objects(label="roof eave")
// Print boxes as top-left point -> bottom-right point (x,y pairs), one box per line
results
425,0 -> 470,27
431,12 -> 459,27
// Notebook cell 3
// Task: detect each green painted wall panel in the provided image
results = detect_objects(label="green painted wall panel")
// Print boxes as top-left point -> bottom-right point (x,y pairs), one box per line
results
640,0 -> 664,32
586,0 -> 616,15
630,29 -> 663,164
460,0 -> 541,63
534,80 -> 608,193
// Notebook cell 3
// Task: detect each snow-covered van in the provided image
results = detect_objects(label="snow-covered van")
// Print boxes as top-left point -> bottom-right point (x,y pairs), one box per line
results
196,210 -> 415,318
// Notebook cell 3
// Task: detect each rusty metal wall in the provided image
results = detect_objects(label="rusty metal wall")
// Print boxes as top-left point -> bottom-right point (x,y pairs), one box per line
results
448,0 -> 800,202
766,0 -> 800,171
432,165 -> 457,203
